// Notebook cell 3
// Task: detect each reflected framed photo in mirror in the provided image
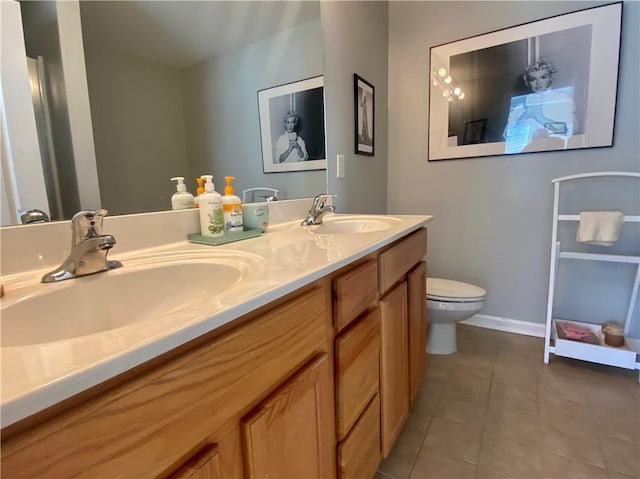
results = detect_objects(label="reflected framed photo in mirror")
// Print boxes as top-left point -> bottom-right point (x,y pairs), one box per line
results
258,76 -> 326,173
354,74 -> 375,156
428,2 -> 622,161
462,118 -> 487,145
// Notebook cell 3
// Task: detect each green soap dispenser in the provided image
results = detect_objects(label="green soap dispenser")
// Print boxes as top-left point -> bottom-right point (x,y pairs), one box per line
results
170,177 -> 195,210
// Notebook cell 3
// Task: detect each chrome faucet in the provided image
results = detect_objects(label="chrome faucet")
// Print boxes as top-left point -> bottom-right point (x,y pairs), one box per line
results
20,209 -> 50,224
301,194 -> 336,226
41,209 -> 122,283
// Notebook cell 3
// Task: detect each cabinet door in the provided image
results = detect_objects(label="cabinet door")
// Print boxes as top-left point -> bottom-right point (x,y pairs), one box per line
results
171,444 -> 222,479
379,281 -> 409,457
241,354 -> 335,479
407,261 -> 427,402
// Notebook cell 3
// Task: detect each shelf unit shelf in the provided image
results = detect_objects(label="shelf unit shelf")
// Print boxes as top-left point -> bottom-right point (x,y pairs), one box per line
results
558,252 -> 640,264
558,214 -> 640,222
551,319 -> 639,370
544,172 -> 640,382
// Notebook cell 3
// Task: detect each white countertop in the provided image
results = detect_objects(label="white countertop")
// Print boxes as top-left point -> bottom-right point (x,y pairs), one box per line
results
0,213 -> 431,428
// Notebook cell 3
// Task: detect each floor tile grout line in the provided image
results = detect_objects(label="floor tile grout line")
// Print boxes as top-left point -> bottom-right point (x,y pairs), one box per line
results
405,369 -> 448,479
483,371 -> 548,474
406,413 -> 434,479
481,420 -> 615,472
414,444 -> 482,469
474,368 -> 522,479
545,448 -> 611,474
594,429 -> 616,475
375,470 -> 397,479
538,401 -> 640,444
416,373 -> 489,471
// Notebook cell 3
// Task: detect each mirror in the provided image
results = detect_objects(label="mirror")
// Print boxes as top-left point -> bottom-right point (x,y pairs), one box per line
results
10,0 -> 326,224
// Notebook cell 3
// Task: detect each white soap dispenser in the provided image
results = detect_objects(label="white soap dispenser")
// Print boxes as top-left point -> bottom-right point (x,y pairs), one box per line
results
198,175 -> 224,236
170,177 -> 195,210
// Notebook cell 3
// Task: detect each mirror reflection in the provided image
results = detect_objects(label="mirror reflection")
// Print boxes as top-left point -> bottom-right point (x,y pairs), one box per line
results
13,0 -> 325,224
446,26 -> 589,153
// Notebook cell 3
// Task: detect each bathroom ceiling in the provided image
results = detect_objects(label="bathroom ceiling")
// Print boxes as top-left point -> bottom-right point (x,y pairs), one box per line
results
79,0 -> 321,69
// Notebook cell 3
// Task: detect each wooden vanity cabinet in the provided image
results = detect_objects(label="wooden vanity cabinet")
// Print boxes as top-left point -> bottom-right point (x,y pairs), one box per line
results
378,228 -> 427,457
331,227 -> 427,471
0,281 -> 335,479
1,227 -> 428,478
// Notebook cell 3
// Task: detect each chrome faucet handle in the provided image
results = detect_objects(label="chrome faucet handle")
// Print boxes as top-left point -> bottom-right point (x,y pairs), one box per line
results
20,209 -> 50,224
301,194 -> 337,226
311,193 -> 336,210
71,209 -> 108,246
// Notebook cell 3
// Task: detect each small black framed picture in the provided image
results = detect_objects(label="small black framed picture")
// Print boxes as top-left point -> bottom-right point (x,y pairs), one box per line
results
354,74 -> 374,156
462,118 -> 487,145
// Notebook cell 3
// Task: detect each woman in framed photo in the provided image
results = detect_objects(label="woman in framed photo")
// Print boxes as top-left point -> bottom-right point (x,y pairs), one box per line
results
275,111 -> 309,163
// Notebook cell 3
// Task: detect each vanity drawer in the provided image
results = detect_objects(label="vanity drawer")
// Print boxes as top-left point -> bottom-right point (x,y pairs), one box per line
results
335,307 -> 380,440
333,259 -> 378,333
337,394 -> 381,479
378,228 -> 427,294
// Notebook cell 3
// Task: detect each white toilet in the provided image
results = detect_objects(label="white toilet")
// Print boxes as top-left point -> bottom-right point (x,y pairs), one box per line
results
426,278 -> 487,355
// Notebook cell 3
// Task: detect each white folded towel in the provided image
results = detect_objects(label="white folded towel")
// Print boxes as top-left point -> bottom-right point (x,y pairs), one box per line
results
576,210 -> 625,246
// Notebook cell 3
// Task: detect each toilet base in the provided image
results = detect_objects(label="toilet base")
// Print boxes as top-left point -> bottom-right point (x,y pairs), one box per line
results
427,322 -> 457,355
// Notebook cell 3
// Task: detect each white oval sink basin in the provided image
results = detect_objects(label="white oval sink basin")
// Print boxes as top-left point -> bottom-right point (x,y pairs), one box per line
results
1,252 -> 260,347
302,215 -> 401,235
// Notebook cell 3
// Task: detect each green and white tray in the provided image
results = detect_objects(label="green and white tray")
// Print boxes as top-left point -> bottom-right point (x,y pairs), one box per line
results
187,227 -> 262,246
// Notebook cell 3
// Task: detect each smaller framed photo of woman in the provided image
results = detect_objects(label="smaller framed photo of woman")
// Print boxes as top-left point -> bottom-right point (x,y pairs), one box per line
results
354,74 -> 374,156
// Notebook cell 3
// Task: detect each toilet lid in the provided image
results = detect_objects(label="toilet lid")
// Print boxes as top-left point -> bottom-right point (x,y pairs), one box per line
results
426,278 -> 486,302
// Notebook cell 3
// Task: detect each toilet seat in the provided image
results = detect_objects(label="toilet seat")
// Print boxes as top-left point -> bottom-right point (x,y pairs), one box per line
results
426,278 -> 486,303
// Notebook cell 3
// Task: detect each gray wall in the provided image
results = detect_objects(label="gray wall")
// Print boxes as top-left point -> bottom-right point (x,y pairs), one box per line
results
388,1 -> 640,329
84,43 -> 190,215
182,19 -> 325,200
322,1 -> 388,214
84,19 -> 324,211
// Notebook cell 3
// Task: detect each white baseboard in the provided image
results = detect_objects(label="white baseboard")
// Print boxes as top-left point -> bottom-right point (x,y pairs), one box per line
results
460,314 -> 545,338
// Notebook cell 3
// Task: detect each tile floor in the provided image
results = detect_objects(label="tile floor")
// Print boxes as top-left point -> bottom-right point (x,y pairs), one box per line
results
377,324 -> 640,479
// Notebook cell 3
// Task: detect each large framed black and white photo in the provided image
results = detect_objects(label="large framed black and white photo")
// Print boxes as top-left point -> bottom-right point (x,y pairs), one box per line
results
258,76 -> 326,173
354,74 -> 374,156
428,2 -> 622,161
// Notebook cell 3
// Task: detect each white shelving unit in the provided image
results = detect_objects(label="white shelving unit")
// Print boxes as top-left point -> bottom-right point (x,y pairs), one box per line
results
543,172 -> 640,381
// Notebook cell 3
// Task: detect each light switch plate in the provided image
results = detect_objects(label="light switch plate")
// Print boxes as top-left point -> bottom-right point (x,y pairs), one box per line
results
337,154 -> 345,178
